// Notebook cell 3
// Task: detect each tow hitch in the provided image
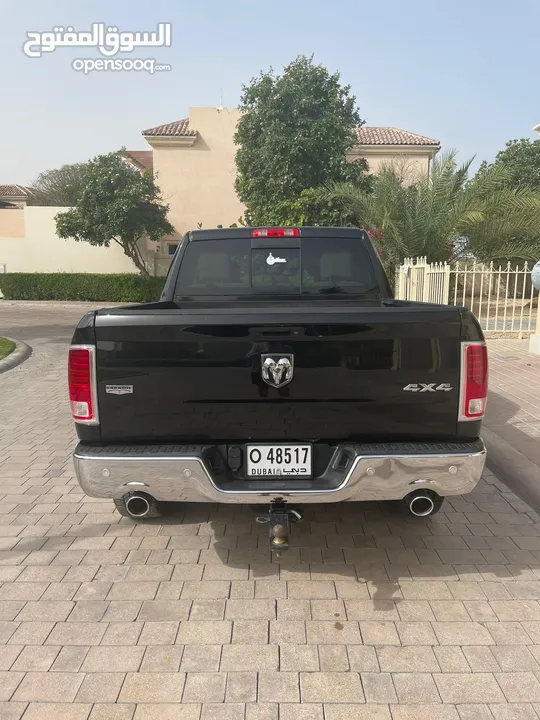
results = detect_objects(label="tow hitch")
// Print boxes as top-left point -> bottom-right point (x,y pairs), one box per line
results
255,499 -> 303,555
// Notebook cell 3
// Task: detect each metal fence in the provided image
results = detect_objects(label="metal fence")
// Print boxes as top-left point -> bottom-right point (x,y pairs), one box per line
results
396,257 -> 450,305
396,257 -> 540,336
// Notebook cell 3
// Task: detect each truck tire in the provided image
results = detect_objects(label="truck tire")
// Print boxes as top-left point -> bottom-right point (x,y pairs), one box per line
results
113,494 -> 162,519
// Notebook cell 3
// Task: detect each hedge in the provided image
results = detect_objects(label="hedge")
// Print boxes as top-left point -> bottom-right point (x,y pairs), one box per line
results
0,273 -> 166,302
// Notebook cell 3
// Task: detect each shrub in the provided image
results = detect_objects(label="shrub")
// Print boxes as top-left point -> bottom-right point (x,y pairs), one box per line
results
0,273 -> 165,302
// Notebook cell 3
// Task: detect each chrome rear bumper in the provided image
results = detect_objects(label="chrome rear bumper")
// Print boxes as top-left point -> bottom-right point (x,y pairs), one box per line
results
73,440 -> 486,504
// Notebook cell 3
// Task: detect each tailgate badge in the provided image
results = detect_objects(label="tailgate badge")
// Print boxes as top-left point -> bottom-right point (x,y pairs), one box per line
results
403,383 -> 453,392
261,354 -> 294,388
106,385 -> 133,395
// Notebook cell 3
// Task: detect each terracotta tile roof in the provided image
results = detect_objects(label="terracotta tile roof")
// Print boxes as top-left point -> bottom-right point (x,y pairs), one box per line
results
141,116 -> 438,148
0,184 -> 31,197
142,119 -> 197,137
122,150 -> 153,171
355,126 -> 440,147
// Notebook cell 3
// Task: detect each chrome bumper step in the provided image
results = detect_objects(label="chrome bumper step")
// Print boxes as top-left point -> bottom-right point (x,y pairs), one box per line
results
73,440 -> 486,505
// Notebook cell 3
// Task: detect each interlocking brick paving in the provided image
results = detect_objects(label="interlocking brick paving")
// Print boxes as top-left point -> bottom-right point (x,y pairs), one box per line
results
485,339 -> 540,472
2,303 -> 540,719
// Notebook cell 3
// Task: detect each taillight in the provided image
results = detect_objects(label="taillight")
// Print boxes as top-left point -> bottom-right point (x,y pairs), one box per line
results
459,342 -> 488,421
251,228 -> 300,238
68,345 -> 99,424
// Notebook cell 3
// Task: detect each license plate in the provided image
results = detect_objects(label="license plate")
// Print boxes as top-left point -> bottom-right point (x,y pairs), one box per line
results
246,444 -> 312,478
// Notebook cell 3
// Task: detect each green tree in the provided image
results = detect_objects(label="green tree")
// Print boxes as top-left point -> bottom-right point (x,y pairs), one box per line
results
325,152 -> 540,274
234,55 -> 371,225
263,186 -> 358,227
478,138 -> 540,189
28,162 -> 90,206
56,152 -> 173,276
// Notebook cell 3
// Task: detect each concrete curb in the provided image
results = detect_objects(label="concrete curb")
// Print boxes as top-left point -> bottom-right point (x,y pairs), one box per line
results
483,425 -> 540,514
0,337 -> 32,375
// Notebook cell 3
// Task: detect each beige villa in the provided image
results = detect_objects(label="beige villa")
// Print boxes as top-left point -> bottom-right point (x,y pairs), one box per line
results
0,185 -> 33,210
125,106 -> 440,256
0,108 -> 439,275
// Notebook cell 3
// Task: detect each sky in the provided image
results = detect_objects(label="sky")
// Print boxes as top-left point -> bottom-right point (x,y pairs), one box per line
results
1,0 -> 539,185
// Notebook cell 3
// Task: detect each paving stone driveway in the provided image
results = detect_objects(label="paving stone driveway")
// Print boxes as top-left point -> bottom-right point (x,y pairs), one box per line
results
2,302 -> 540,719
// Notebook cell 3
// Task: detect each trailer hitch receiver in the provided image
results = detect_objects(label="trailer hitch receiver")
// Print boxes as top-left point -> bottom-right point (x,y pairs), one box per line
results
256,499 -> 303,554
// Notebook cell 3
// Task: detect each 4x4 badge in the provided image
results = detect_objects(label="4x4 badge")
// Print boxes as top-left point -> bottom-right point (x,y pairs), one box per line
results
403,383 -> 453,392
261,354 -> 294,388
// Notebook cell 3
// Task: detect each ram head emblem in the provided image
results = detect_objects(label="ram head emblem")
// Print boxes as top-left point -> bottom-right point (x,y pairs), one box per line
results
261,354 -> 294,388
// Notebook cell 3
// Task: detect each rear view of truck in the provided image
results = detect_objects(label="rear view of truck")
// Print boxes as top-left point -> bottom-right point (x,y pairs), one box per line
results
68,227 -> 487,550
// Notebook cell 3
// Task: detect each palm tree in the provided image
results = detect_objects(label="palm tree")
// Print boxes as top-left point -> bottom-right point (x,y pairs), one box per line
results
324,152 -> 540,274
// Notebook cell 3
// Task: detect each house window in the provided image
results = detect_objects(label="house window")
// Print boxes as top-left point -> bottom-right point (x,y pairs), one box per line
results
167,244 -> 179,256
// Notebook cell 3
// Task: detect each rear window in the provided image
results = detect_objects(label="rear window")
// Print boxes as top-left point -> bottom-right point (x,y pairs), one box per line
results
175,237 -> 378,296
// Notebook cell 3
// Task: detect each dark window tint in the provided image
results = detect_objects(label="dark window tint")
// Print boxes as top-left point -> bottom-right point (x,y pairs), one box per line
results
300,238 -> 375,294
176,239 -> 250,294
175,237 -> 377,296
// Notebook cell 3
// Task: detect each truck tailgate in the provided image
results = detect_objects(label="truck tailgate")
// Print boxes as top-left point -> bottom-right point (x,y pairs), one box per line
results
94,303 -> 463,444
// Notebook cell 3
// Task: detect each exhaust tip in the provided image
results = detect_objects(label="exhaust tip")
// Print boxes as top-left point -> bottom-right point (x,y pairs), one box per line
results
409,494 -> 435,517
125,494 -> 151,518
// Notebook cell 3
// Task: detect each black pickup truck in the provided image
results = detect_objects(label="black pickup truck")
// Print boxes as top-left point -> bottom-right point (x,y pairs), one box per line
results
69,227 -> 487,549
